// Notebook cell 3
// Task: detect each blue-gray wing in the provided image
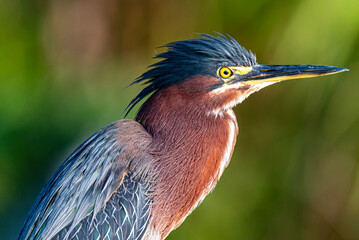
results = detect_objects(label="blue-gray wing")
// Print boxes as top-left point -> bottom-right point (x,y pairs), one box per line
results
18,119 -> 153,240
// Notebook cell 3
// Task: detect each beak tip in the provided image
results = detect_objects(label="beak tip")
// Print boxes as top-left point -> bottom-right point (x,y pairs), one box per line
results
334,66 -> 349,72
324,66 -> 349,75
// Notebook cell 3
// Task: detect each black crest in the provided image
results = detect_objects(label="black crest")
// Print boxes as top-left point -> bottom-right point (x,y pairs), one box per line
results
124,33 -> 257,116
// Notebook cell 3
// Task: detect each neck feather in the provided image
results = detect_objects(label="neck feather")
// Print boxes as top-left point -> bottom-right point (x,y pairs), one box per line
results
136,85 -> 238,238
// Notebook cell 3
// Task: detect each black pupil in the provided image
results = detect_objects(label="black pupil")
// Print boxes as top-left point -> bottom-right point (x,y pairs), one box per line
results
223,70 -> 229,76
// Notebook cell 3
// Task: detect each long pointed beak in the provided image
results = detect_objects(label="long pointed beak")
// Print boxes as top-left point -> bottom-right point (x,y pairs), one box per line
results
244,64 -> 348,84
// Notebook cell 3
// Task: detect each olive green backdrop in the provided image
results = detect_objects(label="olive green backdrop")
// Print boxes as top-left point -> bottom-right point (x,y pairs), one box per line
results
1,0 -> 358,239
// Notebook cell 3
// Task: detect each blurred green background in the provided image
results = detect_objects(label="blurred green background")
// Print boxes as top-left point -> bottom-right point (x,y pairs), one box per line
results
1,0 -> 358,239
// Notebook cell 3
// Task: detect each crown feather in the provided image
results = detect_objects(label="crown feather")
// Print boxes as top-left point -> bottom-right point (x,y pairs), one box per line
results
123,33 -> 257,116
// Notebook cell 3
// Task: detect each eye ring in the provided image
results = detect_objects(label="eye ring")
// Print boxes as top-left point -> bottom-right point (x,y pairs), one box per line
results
219,67 -> 232,79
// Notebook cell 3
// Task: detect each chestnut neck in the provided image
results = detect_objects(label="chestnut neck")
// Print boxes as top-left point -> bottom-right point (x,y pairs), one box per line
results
136,84 -> 238,238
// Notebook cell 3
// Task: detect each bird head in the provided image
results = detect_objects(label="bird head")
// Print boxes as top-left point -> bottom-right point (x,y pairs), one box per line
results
125,34 -> 347,116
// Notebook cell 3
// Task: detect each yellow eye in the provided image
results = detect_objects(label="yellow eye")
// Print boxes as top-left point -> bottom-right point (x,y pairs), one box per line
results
219,67 -> 232,79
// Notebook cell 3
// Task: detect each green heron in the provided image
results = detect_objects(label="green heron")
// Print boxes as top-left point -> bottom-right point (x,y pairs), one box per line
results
18,34 -> 347,240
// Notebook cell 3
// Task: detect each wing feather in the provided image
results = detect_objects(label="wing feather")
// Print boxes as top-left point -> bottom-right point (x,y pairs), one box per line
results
18,119 -> 153,240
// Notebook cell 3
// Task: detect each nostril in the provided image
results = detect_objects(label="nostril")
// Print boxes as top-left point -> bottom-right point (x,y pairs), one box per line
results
260,69 -> 273,72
